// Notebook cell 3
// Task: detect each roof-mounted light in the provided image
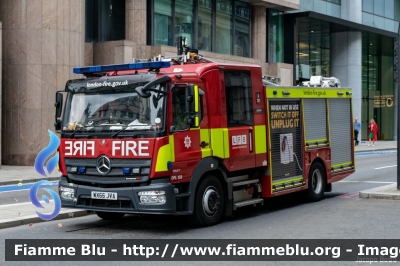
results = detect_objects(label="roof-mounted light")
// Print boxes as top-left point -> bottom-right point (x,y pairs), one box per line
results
73,61 -> 171,75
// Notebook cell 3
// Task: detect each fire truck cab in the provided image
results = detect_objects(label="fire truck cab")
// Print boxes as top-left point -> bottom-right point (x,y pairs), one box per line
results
55,53 -> 355,226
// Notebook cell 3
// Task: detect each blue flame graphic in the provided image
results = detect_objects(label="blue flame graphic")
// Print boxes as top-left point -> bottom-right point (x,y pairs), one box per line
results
34,130 -> 60,177
29,180 -> 61,221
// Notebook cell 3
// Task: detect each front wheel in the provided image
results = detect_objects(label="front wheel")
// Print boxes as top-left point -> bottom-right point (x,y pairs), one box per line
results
96,211 -> 125,220
190,175 -> 224,227
306,162 -> 326,201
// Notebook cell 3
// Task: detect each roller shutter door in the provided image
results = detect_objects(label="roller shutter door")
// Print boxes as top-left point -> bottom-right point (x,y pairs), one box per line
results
303,99 -> 327,147
328,98 -> 352,167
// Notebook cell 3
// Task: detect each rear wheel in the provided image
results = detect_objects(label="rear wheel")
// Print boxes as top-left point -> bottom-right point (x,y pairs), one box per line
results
190,175 -> 224,227
96,211 -> 125,220
306,162 -> 326,201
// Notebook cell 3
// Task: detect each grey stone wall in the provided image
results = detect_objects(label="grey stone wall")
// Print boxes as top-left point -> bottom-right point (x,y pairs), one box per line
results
0,0 -> 85,165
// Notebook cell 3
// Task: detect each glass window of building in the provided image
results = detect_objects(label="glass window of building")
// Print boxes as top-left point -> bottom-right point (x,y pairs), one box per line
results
363,0 -> 374,13
373,0 -> 384,16
295,19 -> 330,84
395,0 -> 400,21
216,0 -> 232,55
234,1 -> 250,57
362,33 -> 394,140
385,0 -> 395,19
85,0 -> 125,43
154,0 -> 173,46
268,9 -> 284,63
362,0 -> 400,32
198,0 -> 213,51
175,1 -> 195,48
150,0 -> 250,57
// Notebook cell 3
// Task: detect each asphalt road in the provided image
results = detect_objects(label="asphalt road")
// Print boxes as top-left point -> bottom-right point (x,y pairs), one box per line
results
0,151 -> 399,266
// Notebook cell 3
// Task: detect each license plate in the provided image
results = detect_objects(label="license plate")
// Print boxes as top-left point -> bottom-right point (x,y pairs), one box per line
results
91,191 -> 117,200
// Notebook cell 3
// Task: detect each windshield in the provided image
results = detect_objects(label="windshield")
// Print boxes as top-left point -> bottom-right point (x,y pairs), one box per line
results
63,85 -> 165,133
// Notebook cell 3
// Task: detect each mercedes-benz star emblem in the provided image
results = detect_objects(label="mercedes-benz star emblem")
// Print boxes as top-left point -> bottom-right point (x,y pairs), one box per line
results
96,156 -> 111,174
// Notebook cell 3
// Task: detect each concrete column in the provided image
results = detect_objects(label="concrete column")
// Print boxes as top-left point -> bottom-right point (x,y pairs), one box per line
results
0,22 -> 2,168
0,0 -> 85,165
341,0 -> 362,23
394,83 -> 398,140
251,6 -> 266,62
330,31 -> 362,139
126,0 -> 147,59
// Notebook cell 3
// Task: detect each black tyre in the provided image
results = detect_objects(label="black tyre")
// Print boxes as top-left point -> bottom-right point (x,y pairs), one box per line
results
190,175 -> 224,227
96,211 -> 125,220
306,162 -> 326,201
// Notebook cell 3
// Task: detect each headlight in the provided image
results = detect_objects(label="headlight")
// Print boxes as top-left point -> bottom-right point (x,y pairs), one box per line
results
138,191 -> 166,205
60,186 -> 74,200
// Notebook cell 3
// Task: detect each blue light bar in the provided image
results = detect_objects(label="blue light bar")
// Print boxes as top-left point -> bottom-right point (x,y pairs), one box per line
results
73,61 -> 171,74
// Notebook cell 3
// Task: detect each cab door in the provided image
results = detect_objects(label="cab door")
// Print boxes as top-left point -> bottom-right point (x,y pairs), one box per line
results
224,70 -> 256,171
170,85 -> 207,183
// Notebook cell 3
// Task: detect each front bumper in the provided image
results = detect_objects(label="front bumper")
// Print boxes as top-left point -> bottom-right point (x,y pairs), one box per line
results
59,176 -> 177,215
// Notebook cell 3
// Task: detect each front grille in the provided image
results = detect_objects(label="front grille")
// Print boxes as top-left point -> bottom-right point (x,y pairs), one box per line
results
64,158 -> 151,180
77,198 -> 133,209
65,158 -> 151,166
68,174 -> 150,186
67,178 -> 149,188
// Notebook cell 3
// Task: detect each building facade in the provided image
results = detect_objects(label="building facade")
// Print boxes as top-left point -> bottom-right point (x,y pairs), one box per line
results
0,0 -> 397,165
288,0 -> 399,141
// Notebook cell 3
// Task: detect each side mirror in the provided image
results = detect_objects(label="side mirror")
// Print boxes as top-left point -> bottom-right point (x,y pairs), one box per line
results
185,84 -> 200,128
54,119 -> 62,131
54,92 -> 63,131
55,92 -> 63,118
135,86 -> 151,98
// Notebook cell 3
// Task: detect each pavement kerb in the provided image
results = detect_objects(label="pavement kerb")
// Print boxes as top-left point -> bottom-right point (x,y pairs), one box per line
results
355,147 -> 397,153
0,176 -> 60,186
359,183 -> 400,200
0,209 -> 93,230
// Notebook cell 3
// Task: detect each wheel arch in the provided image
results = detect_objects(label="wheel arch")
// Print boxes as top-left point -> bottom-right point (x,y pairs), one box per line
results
188,157 -> 231,213
308,157 -> 327,186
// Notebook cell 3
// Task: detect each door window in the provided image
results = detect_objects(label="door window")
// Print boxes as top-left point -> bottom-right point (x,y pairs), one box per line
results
224,71 -> 253,126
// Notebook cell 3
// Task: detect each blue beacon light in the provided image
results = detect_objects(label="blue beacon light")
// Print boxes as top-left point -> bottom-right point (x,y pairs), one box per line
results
73,61 -> 171,74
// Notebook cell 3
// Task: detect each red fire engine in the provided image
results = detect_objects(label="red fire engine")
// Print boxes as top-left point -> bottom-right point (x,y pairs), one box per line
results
55,50 -> 355,226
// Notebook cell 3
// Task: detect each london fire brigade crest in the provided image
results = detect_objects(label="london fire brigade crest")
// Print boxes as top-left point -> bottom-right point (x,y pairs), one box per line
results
184,136 -> 192,148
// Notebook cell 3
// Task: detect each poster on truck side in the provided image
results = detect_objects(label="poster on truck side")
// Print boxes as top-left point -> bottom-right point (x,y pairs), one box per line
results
269,100 -> 303,180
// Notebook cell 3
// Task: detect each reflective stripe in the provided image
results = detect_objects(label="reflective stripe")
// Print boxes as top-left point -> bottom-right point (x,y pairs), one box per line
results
272,176 -> 303,186
194,85 -> 199,112
210,128 -> 230,158
155,143 -> 173,172
169,135 -> 175,162
254,125 -> 267,154
332,162 -> 352,168
306,138 -> 328,143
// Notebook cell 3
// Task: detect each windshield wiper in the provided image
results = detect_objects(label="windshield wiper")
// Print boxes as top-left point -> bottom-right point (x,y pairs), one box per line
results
111,125 -> 151,138
69,125 -> 84,138
68,125 -> 101,138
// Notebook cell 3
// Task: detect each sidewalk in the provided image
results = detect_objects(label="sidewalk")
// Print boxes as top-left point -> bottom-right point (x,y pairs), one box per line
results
354,140 -> 397,153
0,140 -> 397,230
